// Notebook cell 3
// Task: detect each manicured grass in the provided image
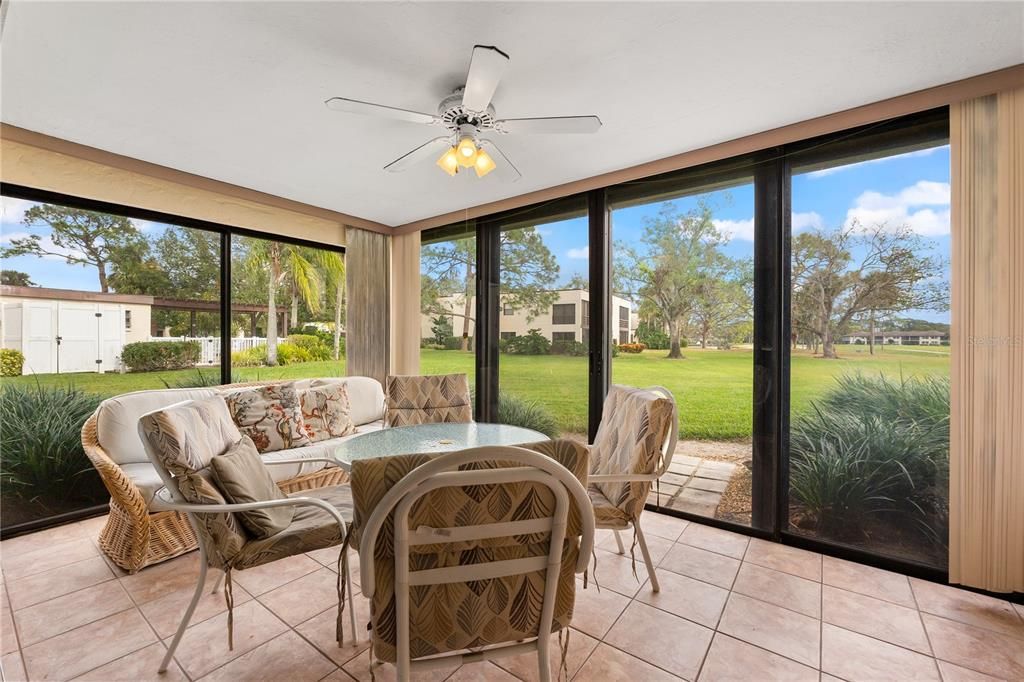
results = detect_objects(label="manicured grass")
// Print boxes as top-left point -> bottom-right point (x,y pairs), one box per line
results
1,344 -> 949,440
424,345 -> 950,439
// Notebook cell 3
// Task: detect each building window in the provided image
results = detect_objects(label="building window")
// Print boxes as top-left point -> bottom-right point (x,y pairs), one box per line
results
582,300 -> 590,329
500,331 -> 517,340
124,310 -> 132,330
552,303 -> 575,325
552,331 -> 576,342
618,305 -> 629,329
503,303 -> 514,316
619,330 -> 629,345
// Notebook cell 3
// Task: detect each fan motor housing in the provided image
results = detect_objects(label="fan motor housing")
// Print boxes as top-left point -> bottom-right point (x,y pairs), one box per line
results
438,88 -> 496,132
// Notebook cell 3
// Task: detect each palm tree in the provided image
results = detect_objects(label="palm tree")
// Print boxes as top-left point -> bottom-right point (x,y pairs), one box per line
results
244,241 -> 323,365
307,250 -> 346,360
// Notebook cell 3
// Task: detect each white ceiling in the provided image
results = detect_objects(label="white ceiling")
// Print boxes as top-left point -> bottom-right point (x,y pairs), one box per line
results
2,2 -> 1022,227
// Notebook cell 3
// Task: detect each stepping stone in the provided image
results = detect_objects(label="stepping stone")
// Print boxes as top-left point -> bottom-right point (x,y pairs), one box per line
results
689,477 -> 728,494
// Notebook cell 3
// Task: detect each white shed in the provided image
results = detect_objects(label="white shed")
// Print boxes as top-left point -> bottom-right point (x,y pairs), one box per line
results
0,285 -> 153,375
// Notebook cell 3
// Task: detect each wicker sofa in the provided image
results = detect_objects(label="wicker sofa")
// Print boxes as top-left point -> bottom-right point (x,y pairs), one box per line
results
82,376 -> 385,572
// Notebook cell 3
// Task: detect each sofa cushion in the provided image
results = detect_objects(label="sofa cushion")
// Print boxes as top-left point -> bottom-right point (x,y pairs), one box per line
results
260,419 -> 383,480
223,383 -> 311,453
299,384 -> 356,442
97,388 -> 221,465
120,463 -> 171,511
312,377 -> 384,426
211,436 -> 293,538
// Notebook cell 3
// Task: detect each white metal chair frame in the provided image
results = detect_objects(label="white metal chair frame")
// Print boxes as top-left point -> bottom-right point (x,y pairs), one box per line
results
587,385 -> 678,592
359,446 -> 596,682
140,419 -> 357,675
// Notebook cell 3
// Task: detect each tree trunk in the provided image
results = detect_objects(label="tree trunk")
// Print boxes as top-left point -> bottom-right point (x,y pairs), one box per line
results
460,263 -> 474,352
266,257 -> 279,366
333,280 -> 343,361
868,310 -> 876,356
290,284 -> 299,334
822,327 -> 838,359
97,262 -> 109,293
666,319 -> 684,359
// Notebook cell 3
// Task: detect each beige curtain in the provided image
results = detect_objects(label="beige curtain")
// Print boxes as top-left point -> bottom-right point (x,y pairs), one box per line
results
390,231 -> 421,375
949,85 -> 1024,593
345,228 -> 390,384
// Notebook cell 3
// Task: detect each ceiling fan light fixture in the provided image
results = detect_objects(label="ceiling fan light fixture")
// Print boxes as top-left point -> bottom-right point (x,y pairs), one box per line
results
456,135 -> 479,167
436,146 -> 459,176
474,149 -> 496,177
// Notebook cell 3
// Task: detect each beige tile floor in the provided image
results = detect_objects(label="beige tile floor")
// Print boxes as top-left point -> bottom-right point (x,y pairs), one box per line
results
2,512 -> 1023,681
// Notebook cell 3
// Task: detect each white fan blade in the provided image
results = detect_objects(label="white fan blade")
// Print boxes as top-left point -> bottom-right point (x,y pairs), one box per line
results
325,97 -> 437,125
461,45 -> 509,113
479,139 -> 521,183
383,137 -> 451,173
497,116 -> 602,134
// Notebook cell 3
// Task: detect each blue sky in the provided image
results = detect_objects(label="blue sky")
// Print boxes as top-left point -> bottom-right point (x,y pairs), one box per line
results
4,144 -> 950,322
536,144 -> 951,322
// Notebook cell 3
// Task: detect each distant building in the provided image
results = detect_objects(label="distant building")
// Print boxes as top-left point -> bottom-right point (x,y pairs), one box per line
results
841,330 -> 949,346
422,288 -> 635,344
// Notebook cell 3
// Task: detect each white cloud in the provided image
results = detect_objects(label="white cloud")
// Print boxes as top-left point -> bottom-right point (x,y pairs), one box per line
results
0,197 -> 35,227
567,246 -> 589,259
792,211 -> 824,232
713,218 -> 755,242
845,180 -> 950,236
714,211 -> 823,242
806,147 -> 942,179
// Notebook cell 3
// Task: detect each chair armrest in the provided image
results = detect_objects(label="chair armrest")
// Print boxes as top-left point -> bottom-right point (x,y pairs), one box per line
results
263,456 -> 345,478
154,489 -> 348,535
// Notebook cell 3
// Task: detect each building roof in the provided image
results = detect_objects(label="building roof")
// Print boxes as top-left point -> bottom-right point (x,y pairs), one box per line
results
0,285 -> 154,305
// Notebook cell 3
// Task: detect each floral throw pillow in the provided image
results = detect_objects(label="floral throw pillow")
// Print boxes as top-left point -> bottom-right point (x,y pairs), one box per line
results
299,383 -> 357,442
222,383 -> 311,453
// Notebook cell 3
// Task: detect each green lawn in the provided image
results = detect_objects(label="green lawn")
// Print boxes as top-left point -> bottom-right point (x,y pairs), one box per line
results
426,345 -> 950,439
1,344 -> 949,441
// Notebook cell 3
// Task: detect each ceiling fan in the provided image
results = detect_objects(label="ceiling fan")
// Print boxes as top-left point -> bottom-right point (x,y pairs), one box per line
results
325,45 -> 601,181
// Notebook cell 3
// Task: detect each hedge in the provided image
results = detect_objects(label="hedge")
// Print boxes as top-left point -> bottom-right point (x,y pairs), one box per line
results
0,349 -> 24,377
121,341 -> 200,372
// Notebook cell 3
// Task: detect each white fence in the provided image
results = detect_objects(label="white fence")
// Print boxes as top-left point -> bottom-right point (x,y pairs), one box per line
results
149,336 -> 266,365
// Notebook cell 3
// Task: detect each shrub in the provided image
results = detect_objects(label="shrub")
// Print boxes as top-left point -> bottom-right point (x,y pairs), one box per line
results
285,334 -> 331,361
443,335 -> 469,351
231,345 -> 267,367
617,342 -> 647,354
497,392 -> 560,438
789,372 -> 950,543
502,329 -> 550,355
276,342 -> 312,365
1,349 -> 24,377
122,341 -> 200,372
551,340 -> 587,356
635,322 -> 670,350
0,384 -> 107,512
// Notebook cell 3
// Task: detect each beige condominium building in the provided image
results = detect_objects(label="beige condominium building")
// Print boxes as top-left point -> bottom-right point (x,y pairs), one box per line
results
421,288 -> 636,345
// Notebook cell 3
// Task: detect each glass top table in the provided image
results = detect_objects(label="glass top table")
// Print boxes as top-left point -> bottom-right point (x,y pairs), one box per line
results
331,422 -> 549,470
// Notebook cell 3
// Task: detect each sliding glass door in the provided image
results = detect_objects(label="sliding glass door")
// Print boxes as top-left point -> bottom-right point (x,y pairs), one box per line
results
785,117 -> 951,568
608,170 -> 757,525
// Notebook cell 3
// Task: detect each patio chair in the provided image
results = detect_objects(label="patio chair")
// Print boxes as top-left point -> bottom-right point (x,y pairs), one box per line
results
349,440 -> 595,682
384,373 -> 472,427
137,396 -> 358,674
588,385 -> 678,592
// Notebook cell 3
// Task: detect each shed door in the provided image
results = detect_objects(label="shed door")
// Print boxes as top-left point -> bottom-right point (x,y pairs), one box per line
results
23,301 -> 57,375
97,305 -> 124,373
57,302 -> 100,373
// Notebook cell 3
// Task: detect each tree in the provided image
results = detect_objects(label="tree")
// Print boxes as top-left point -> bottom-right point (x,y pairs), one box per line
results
421,229 -> 559,352
242,239 -> 325,365
791,222 -> 947,359
1,205 -> 145,292
565,273 -> 588,290
690,256 -> 752,349
431,315 -> 453,345
617,201 -> 727,359
0,270 -> 36,286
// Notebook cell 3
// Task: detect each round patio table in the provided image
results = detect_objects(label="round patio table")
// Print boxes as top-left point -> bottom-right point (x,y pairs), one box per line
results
331,422 -> 549,470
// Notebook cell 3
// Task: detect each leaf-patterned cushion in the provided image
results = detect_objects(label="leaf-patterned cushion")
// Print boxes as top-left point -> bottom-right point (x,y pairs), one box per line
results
385,374 -> 472,427
299,384 -> 356,442
223,383 -> 312,453
349,439 -> 588,663
590,385 -> 675,522
140,397 -> 249,567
